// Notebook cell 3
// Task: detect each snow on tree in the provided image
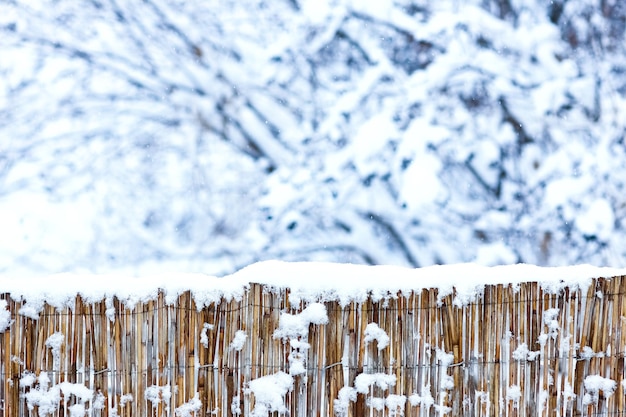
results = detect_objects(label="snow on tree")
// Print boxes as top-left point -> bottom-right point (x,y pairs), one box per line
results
0,0 -> 625,273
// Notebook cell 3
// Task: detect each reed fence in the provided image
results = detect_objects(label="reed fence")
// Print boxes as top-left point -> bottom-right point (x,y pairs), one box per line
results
1,275 -> 626,416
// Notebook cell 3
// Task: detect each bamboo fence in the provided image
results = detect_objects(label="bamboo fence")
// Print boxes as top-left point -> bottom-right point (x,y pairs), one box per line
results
1,276 -> 625,416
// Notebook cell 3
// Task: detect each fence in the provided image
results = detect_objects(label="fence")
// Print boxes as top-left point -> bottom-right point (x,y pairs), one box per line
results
1,273 -> 626,416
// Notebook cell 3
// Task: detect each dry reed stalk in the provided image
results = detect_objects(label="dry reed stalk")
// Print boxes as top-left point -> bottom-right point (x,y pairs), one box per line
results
585,282 -> 600,406
506,285 -> 516,417
71,297 -> 81,388
346,302 -> 357,417
136,300 -> 145,417
109,299 -> 119,414
266,291 -> 277,384
440,293 -> 455,412
197,303 -> 208,415
569,285 -> 580,414
394,295 -> 404,412
250,283 -> 261,384
415,289 -> 427,417
174,293 -> 183,409
572,284 -> 586,408
113,301 -> 121,416
608,278 -> 620,414
498,285 -> 506,415
467,292 -> 478,415
307,297 -> 320,417
2,295 -> 15,417
494,295 -> 502,417
231,295 -> 238,413
213,301 -> 223,417
124,303 -> 134,417
82,302 -> 93,407
188,294 -> 198,409
0,296 -> 5,412
259,288 -> 270,383
33,304 -> 44,375
92,301 -> 109,415
326,298 -> 340,417
61,301 -> 69,385
516,280 -> 526,406
352,300 -> 366,415
617,276 -> 626,414
35,303 -> 45,375
580,282 -> 595,353
156,293 -> 167,416
403,294 -> 414,416
208,301 -> 219,414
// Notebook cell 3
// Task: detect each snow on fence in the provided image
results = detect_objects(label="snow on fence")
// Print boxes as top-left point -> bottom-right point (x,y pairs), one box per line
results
1,262 -> 626,416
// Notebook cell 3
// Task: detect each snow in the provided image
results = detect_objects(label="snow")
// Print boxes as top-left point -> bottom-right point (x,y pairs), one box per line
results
231,395 -> 242,416
354,373 -> 396,393
230,330 -> 247,351
21,372 -> 94,416
506,385 -> 521,405
0,262 -> 624,316
541,308 -> 560,343
246,372 -> 293,417
92,391 -> 106,410
385,394 -> 407,416
0,299 -> 12,332
175,394 -> 202,417
366,396 -> 385,411
400,143 -> 443,209
576,199 -> 615,241
68,404 -> 87,417
145,385 -> 171,408
364,322 -> 390,350
583,375 -> 616,405
273,302 -> 329,340
119,394 -> 133,406
512,343 -> 539,361
581,346 -> 599,360
45,332 -> 65,369
272,303 -> 327,375
474,242 -> 517,267
436,348 -> 455,391
408,390 -> 434,409
563,382 -> 576,401
334,387 -> 357,416
335,373 -> 409,416
57,381 -> 93,403
200,323 -> 214,348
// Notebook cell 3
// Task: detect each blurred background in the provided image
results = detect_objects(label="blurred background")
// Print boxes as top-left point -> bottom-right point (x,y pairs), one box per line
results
1,0 -> 625,275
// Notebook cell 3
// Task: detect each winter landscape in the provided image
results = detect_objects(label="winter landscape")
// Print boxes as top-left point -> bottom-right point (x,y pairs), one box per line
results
2,0 -> 626,416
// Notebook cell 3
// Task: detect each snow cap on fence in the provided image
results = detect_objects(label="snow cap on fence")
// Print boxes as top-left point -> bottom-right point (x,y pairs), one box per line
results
1,261 -> 625,317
